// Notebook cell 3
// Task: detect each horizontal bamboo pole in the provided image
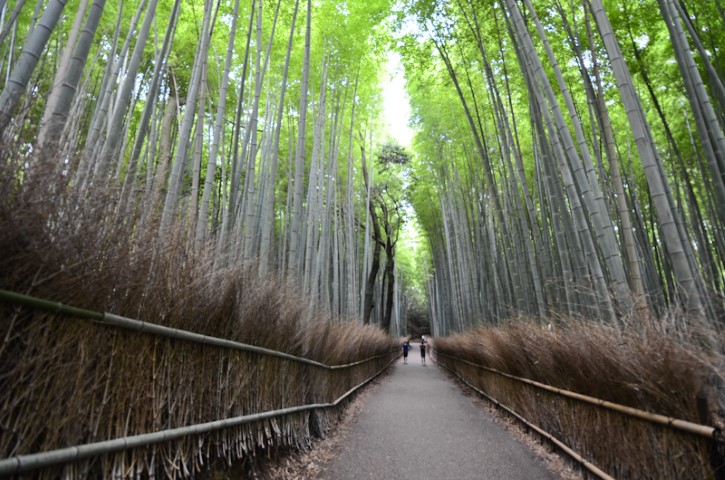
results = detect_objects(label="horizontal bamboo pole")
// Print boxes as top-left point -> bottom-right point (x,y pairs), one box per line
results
0,288 -> 103,320
0,353 -> 398,476
0,289 -> 392,369
436,360 -> 615,480
436,352 -> 718,439
103,312 -> 318,369
0,404 -> 327,476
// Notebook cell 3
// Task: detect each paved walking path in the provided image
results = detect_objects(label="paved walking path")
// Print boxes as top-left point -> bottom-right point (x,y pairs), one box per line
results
319,343 -> 555,480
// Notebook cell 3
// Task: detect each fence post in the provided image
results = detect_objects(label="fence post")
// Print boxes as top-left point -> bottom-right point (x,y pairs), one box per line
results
697,393 -> 725,480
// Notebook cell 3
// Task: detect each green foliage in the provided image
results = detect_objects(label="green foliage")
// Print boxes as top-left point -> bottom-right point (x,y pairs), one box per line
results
3,0 -> 723,333
377,141 -> 410,166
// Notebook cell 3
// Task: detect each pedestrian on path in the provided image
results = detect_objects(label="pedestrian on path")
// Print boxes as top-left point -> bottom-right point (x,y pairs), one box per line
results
420,339 -> 427,366
402,341 -> 410,364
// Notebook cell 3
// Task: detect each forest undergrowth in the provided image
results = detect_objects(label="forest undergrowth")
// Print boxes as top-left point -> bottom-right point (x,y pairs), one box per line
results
434,317 -> 724,478
0,168 -> 398,478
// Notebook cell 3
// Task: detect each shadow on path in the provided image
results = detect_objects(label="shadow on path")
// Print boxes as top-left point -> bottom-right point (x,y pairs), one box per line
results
319,343 -> 555,480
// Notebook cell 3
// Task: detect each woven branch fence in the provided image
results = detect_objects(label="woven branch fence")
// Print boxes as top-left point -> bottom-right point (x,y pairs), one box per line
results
435,351 -> 724,479
0,290 -> 398,479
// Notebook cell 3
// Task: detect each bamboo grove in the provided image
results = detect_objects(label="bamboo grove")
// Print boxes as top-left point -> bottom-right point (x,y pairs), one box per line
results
0,0 -> 410,335
398,0 -> 725,336
1,1 -> 724,347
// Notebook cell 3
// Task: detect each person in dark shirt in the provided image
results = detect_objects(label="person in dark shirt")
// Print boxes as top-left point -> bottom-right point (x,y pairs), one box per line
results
420,338 -> 427,366
402,341 -> 410,364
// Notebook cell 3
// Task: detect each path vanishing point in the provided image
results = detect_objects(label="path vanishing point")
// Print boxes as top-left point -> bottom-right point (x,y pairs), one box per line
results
319,343 -> 556,480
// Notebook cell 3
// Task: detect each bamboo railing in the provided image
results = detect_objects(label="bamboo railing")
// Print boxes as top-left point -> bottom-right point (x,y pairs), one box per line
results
435,351 -> 724,479
0,289 -> 390,369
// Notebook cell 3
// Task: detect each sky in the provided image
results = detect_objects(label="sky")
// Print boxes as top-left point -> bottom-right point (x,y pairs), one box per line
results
380,52 -> 414,148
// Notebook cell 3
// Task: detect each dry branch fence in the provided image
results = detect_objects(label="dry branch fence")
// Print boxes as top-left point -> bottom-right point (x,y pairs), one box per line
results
0,290 -> 399,479
435,351 -> 724,479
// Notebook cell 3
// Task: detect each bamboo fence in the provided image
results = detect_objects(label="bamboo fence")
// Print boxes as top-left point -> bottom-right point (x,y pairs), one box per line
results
435,351 -> 724,479
0,290 -> 399,478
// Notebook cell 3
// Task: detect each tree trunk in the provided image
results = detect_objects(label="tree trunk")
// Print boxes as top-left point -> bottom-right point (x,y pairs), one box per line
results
258,0 -> 299,276
195,0 -> 238,250
35,0 -> 94,154
361,143 -> 381,326
91,0 -> 157,191
287,0 -> 312,276
0,0 -> 69,134
589,0 -> 708,319
160,0 -> 213,234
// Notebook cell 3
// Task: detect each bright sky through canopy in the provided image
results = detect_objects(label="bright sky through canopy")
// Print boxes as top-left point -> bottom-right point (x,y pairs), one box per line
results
381,52 -> 414,148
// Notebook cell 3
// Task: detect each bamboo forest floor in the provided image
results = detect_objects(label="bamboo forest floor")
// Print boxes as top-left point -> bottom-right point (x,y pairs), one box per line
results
313,344 -> 565,480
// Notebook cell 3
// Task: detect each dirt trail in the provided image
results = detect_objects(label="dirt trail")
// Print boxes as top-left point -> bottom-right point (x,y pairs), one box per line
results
318,343 -> 556,480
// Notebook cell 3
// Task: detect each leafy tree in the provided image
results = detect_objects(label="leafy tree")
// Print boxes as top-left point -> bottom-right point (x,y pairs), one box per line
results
361,141 -> 410,331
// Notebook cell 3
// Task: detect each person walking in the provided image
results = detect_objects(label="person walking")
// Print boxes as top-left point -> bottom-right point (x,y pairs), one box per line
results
402,341 -> 410,364
420,338 -> 427,366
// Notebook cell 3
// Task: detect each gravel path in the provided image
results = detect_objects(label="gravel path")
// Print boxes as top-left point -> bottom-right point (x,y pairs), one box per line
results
318,344 -> 556,480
